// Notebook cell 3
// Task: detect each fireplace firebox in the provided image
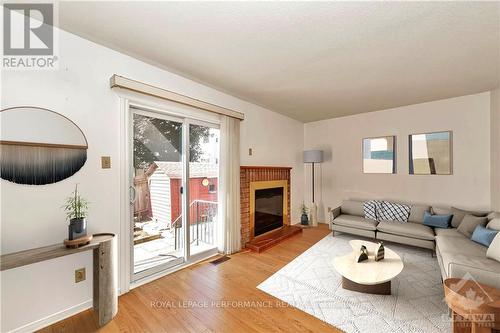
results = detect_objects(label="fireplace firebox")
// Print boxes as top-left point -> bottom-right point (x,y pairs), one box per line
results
254,187 -> 284,236
249,179 -> 288,239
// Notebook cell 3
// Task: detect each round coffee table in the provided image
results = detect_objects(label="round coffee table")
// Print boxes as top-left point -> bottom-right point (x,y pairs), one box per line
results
333,239 -> 404,295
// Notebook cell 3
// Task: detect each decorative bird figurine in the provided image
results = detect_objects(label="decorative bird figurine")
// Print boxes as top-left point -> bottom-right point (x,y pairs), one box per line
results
375,242 -> 385,262
357,245 -> 369,262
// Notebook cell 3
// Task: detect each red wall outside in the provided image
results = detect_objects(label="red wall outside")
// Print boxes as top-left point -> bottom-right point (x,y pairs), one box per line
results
170,177 -> 218,224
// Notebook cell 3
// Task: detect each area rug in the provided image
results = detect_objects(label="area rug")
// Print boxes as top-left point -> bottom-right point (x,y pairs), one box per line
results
257,233 -> 451,333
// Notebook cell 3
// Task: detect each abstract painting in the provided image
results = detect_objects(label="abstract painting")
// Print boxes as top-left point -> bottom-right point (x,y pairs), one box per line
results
409,131 -> 452,175
363,136 -> 396,174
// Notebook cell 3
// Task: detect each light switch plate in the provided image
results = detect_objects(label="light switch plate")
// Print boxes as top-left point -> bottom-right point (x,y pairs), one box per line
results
75,268 -> 86,283
101,156 -> 111,169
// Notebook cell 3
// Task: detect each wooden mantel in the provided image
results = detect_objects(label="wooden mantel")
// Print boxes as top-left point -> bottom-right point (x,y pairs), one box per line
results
0,233 -> 118,327
240,166 -> 292,170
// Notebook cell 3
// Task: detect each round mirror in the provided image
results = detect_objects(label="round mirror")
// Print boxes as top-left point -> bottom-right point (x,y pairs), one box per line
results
0,107 -> 88,185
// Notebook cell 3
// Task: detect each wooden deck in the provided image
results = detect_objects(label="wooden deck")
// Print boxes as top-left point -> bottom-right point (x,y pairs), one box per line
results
39,223 -> 340,333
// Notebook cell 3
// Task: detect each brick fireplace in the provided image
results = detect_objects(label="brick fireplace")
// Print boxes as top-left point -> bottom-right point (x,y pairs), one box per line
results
240,166 -> 292,247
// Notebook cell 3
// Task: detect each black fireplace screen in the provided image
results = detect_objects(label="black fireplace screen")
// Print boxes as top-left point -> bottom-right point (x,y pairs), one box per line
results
254,187 -> 284,236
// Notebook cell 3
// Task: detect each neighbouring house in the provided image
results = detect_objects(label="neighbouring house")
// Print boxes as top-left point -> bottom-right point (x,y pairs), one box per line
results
135,162 -> 219,228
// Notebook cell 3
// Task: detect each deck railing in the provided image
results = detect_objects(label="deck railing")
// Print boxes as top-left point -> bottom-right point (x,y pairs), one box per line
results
173,200 -> 218,250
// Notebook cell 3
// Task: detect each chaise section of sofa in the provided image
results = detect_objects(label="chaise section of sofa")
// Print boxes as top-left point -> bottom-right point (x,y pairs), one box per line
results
435,219 -> 500,289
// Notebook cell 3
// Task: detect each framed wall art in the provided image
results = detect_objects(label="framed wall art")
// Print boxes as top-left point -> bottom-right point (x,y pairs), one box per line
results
409,131 -> 452,175
363,136 -> 396,174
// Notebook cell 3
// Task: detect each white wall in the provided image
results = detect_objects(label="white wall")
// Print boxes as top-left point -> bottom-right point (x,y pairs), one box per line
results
491,88 -> 500,211
0,26 -> 303,332
304,93 -> 491,222
240,106 -> 304,222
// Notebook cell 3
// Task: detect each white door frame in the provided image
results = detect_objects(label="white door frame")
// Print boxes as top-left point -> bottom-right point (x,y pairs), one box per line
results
118,92 -> 220,293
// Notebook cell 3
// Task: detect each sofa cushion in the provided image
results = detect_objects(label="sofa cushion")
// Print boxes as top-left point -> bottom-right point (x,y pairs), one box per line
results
376,221 -> 435,240
333,214 -> 378,231
436,235 -> 487,257
439,252 -> 500,289
457,214 -> 488,238
432,206 -> 452,216
377,232 -> 435,250
434,228 -> 464,238
486,233 -> 500,263
340,200 -> 364,217
487,217 -> 500,232
408,204 -> 431,224
450,207 -> 489,228
487,211 -> 500,221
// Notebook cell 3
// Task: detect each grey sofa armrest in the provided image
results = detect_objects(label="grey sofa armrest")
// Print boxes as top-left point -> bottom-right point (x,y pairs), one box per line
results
447,261 -> 500,289
330,206 -> 341,223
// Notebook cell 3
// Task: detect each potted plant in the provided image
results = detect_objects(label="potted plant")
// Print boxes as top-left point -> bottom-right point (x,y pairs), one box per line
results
300,203 -> 309,225
63,184 -> 89,240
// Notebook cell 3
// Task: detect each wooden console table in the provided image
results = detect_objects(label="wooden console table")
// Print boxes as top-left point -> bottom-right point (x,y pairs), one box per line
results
444,278 -> 500,333
0,233 -> 118,327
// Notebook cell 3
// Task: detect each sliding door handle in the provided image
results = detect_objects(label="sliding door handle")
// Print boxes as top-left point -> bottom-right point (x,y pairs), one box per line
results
129,185 -> 137,204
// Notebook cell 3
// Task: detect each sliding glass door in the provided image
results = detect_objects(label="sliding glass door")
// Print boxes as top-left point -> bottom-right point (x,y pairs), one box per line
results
131,108 -> 185,278
188,123 -> 220,256
130,106 -> 220,281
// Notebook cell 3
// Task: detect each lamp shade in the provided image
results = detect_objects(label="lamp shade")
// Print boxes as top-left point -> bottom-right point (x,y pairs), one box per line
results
303,150 -> 323,163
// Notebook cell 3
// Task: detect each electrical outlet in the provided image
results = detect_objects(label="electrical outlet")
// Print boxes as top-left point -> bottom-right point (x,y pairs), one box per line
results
248,148 -> 253,156
101,156 -> 111,169
75,268 -> 86,283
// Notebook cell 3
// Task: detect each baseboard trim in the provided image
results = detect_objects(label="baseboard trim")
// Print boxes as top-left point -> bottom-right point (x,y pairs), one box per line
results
7,254 -> 223,332
8,299 -> 93,333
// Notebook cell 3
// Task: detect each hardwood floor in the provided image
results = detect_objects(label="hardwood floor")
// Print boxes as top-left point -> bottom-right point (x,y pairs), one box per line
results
39,224 -> 341,333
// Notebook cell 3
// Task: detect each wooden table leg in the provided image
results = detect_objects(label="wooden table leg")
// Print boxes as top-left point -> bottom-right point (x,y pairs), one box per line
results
93,236 -> 118,326
471,322 -> 493,333
452,317 -> 472,333
451,311 -> 495,333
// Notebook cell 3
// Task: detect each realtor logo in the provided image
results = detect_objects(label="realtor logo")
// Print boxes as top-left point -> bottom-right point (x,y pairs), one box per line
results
3,3 -> 53,55
2,2 -> 58,69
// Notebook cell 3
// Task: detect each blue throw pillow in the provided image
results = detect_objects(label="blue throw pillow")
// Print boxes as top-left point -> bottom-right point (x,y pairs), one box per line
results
471,225 -> 498,247
423,211 -> 452,229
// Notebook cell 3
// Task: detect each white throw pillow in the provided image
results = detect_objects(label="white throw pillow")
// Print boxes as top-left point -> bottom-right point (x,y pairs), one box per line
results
486,233 -> 500,263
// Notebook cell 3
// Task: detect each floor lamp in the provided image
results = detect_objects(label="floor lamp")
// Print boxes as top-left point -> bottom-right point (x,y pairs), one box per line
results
303,150 -> 323,226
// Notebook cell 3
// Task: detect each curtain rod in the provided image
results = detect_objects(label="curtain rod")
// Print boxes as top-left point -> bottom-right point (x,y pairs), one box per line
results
109,75 -> 245,120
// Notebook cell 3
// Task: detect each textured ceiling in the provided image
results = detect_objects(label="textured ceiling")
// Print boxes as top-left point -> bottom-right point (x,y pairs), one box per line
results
58,1 -> 500,122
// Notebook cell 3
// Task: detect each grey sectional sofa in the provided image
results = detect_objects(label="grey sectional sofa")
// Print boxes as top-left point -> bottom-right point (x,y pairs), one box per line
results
330,200 -> 500,289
